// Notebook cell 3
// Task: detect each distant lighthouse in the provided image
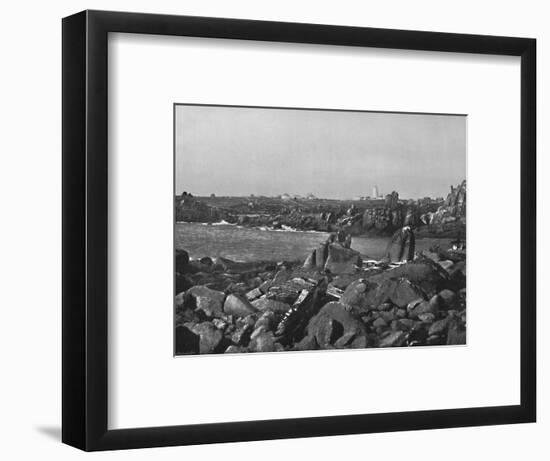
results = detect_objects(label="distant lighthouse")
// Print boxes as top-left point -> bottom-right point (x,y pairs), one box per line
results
372,185 -> 379,199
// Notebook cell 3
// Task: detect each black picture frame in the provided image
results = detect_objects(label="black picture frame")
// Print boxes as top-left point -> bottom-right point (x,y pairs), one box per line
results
62,10 -> 536,451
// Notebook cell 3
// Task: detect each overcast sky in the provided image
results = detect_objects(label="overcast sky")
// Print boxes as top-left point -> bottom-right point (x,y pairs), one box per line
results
175,105 -> 466,200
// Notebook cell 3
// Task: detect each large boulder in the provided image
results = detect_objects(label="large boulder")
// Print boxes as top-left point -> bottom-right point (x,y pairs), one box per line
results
315,242 -> 329,269
175,326 -> 200,355
230,317 -> 255,346
306,302 -> 367,349
223,294 -> 257,317
186,286 -> 226,317
340,279 -> 379,310
293,335 -> 319,351
368,258 -> 447,297
187,322 -> 223,354
175,249 -> 190,273
438,289 -> 457,308
446,320 -> 466,345
323,244 -> 362,274
340,277 -> 424,311
389,278 -> 425,308
408,295 -> 440,318
175,273 -> 193,294
254,310 -> 280,332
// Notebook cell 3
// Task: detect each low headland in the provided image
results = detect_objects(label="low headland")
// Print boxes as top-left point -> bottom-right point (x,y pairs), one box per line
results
175,180 -> 466,239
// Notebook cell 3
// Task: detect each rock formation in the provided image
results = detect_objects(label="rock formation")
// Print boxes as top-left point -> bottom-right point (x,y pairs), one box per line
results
174,227 -> 466,354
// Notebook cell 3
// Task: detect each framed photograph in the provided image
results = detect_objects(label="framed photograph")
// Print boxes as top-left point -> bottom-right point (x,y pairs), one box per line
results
62,10 -> 536,451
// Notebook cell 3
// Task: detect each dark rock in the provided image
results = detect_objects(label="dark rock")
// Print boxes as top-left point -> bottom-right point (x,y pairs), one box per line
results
379,331 -> 408,347
368,258 -> 448,297
274,268 -> 292,281
393,318 -> 415,331
418,313 -> 436,322
175,326 -> 200,354
293,335 -> 319,351
223,294 -> 257,317
447,321 -> 466,345
303,250 -> 316,269
428,317 -> 450,336
248,331 -> 278,352
315,242 -> 329,269
379,310 -> 396,323
245,287 -> 263,301
329,273 -> 366,291
251,298 -> 290,313
421,250 -> 441,263
334,332 -> 368,349
212,256 -> 236,271
186,286 -> 226,317
396,308 -> 407,318
175,305 -> 200,326
184,285 -> 225,317
449,261 -> 466,278
438,289 -> 457,308
225,282 -> 248,296
175,291 -> 188,310
326,285 -> 344,300
199,256 -> 214,266
306,302 -> 367,349
438,260 -> 454,271
254,310 -> 279,332
341,276 -> 424,312
212,318 -> 228,330
390,279 -> 425,308
339,279 -> 389,311
231,318 -> 254,346
372,317 -> 388,329
186,260 -> 214,274
324,244 -> 362,274
384,227 -> 415,263
429,294 -> 442,311
407,325 -> 428,346
188,322 -> 223,354
426,334 -> 445,345
175,273 -> 193,294
409,295 -> 439,318
175,249 -> 190,273
275,288 -> 322,342
340,279 -> 368,305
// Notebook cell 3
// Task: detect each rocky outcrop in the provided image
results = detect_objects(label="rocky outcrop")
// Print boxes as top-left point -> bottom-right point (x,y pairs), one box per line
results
175,181 -> 466,238
223,294 -> 257,317
174,233 -> 466,354
304,302 -> 367,349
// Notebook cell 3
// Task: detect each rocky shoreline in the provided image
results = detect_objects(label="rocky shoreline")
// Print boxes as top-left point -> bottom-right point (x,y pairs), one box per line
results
175,181 -> 466,239
175,230 -> 466,355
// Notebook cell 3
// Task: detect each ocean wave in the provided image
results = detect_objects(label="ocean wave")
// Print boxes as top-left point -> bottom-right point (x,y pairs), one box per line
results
211,220 -> 235,226
254,224 -> 327,234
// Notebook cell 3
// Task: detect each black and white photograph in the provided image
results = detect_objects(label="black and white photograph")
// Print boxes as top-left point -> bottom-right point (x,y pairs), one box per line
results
174,104 -> 467,355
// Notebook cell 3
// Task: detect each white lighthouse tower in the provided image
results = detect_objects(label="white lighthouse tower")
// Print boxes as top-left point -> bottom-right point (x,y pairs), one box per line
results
372,185 -> 379,199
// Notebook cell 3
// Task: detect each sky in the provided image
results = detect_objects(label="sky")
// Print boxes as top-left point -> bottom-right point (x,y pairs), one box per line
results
175,104 -> 466,200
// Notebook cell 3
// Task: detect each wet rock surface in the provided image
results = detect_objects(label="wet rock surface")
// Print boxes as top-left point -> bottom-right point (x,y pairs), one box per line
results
174,227 -> 466,354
